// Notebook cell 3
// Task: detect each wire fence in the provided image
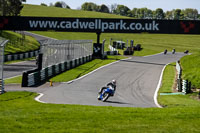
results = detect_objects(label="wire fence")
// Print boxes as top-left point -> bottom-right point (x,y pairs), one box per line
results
0,37 -> 8,93
40,40 -> 93,68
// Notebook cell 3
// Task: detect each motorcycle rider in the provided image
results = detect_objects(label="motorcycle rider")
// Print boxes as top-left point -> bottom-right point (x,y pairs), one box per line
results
172,48 -> 176,54
98,80 -> 116,96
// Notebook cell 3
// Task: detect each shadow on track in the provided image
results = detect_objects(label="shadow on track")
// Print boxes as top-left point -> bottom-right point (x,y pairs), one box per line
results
105,100 -> 130,105
120,60 -> 168,66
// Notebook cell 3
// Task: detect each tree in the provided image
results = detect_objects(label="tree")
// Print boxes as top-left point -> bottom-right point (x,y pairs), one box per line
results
54,1 -> 70,9
183,8 -> 198,20
165,11 -> 173,20
98,4 -> 109,13
41,3 -> 47,6
54,1 -> 62,8
115,5 -> 130,16
128,8 -> 138,18
60,1 -> 70,9
110,3 -> 117,14
154,8 -> 165,19
0,0 -> 26,16
137,8 -> 152,19
173,9 -> 182,20
81,2 -> 98,11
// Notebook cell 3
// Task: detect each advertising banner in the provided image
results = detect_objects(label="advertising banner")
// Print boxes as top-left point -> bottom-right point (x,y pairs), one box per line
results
0,16 -> 200,34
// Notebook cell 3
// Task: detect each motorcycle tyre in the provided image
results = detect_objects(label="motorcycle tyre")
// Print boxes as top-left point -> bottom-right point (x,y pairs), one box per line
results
102,93 -> 110,102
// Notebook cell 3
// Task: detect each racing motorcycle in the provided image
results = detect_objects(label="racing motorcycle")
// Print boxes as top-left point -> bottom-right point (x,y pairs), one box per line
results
98,87 -> 115,102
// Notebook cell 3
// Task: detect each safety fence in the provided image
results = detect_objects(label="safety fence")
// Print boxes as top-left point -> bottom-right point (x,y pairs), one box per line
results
0,38 -> 8,94
176,61 -> 191,94
41,40 -> 93,69
22,40 -> 93,87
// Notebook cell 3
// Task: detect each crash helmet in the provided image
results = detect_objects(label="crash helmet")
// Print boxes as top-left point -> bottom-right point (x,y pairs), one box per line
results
112,79 -> 116,85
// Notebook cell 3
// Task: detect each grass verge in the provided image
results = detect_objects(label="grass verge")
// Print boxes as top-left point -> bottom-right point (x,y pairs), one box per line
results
158,63 -> 200,108
180,53 -> 200,88
4,76 -> 22,85
0,91 -> 200,132
0,31 -> 40,55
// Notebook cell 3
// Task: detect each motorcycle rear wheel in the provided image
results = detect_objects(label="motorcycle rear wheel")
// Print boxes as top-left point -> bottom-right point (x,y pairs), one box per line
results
102,93 -> 109,102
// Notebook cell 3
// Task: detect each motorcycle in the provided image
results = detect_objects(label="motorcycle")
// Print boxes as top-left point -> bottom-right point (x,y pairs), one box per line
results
172,49 -> 176,54
98,87 -> 115,102
164,49 -> 167,54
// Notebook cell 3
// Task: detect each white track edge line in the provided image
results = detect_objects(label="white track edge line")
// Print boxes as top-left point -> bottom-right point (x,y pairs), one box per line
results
153,64 -> 169,108
35,57 -> 131,103
35,93 -> 47,103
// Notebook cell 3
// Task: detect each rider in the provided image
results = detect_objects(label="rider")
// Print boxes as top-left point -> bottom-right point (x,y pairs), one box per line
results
98,80 -> 117,96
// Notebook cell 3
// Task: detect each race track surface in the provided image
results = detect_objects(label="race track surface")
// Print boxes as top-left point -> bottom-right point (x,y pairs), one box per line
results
4,60 -> 37,79
39,52 -> 185,108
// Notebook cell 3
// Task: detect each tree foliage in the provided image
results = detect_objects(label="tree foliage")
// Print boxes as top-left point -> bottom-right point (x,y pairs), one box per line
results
81,2 -> 109,13
54,1 -> 70,9
154,8 -> 165,19
81,2 -> 98,11
99,4 -> 109,13
183,8 -> 198,20
54,1 -> 62,8
0,0 -> 26,16
41,3 -> 47,6
114,5 -> 130,16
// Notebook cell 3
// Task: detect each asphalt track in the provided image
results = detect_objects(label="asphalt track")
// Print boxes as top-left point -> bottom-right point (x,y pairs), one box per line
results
39,52 -> 185,108
4,60 -> 37,79
4,32 -> 185,107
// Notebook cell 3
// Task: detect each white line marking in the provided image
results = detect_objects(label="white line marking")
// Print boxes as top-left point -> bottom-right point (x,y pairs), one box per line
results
35,93 -> 47,103
153,64 -> 169,108
35,57 -> 131,103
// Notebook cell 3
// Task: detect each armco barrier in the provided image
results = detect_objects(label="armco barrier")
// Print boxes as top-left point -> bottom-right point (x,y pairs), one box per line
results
22,55 -> 93,87
176,61 -> 182,92
176,61 -> 191,93
106,45 -> 119,55
104,51 -> 119,55
4,49 -> 39,62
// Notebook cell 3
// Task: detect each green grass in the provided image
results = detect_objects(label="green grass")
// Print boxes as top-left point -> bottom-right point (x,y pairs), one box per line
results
158,63 -> 200,108
0,31 -> 40,55
4,76 -> 22,84
0,91 -> 200,132
30,32 -> 200,56
1,62 -> 200,132
4,57 -> 35,64
180,53 -> 200,88
22,4 -> 129,19
159,63 -> 176,93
